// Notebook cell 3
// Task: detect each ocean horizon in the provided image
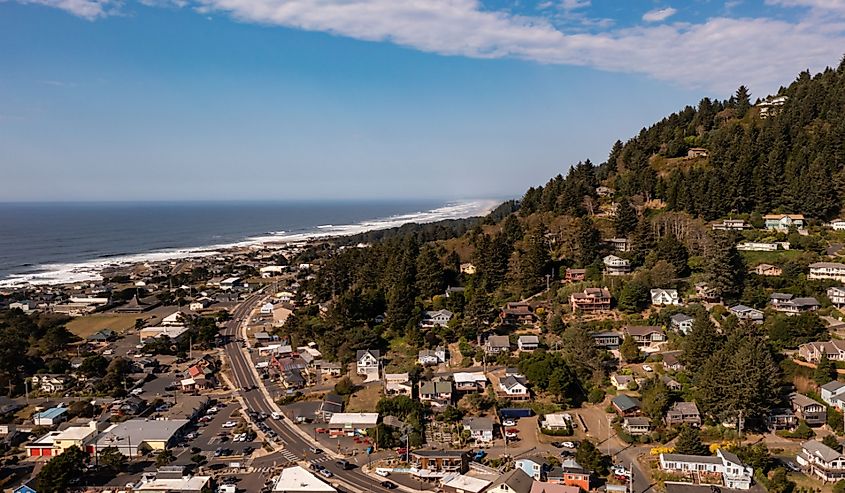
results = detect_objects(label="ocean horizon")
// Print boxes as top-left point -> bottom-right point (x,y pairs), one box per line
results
0,199 -> 500,287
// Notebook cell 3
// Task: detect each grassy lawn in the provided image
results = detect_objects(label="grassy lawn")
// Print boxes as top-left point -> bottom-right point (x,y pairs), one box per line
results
741,249 -> 803,266
384,337 -> 417,373
66,313 -> 144,338
346,383 -> 383,413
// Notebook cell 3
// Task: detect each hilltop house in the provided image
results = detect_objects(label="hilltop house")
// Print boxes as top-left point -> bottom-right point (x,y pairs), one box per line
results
462,417 -> 494,444
712,219 -> 749,231
500,302 -> 537,325
570,288 -> 612,312
421,310 -> 453,328
821,381 -> 845,410
687,147 -> 708,158
827,287 -> 845,307
498,375 -> 530,401
799,340 -> 845,363
485,335 -> 511,354
564,268 -> 586,282
517,335 -> 540,351
453,372 -> 487,393
356,350 -> 380,381
764,214 -> 805,231
754,263 -> 783,276
665,402 -> 701,427
809,263 -> 845,283
650,288 -> 680,306
419,380 -> 453,408
591,331 -> 622,349
757,95 -> 788,118
730,305 -> 764,323
418,347 -> 447,366
603,255 -> 631,276
770,294 -> 820,315
384,373 -> 413,397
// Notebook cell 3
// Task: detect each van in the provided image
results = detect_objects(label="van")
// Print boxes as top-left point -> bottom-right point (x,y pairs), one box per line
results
336,460 -> 352,470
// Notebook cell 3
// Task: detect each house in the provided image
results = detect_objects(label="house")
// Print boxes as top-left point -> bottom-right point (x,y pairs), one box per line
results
453,372 -> 487,393
820,381 -> 845,409
799,340 -> 845,363
757,95 -> 788,118
409,450 -> 469,474
547,459 -> 591,490
695,283 -> 720,303
441,474 -> 491,493
10,301 -> 37,312
764,214 -> 805,231
422,310 -> 454,328
607,238 -> 631,253
687,147 -> 708,158
517,335 -> 540,352
384,373 -> 413,397
516,457 -> 547,480
462,417 -> 494,443
220,277 -> 242,290
541,413 -> 572,432
650,288 -> 680,306
661,375 -> 682,391
712,219 -> 749,231
603,255 -> 631,276
791,393 -> 827,426
486,468 -> 534,493
798,440 -> 845,482
564,268 -> 586,282
134,471 -> 211,493
94,419 -> 189,457
729,305 -> 764,323
13,484 -> 36,493
611,395 -> 641,417
530,484 -> 578,493
445,287 -> 465,298
139,325 -> 190,343
659,449 -> 753,490
498,376 -> 530,401
591,331 -> 622,349
596,186 -> 614,197
622,326 -> 666,348
500,302 -> 536,325
31,374 -> 72,394
828,287 -> 845,307
662,353 -> 684,372
622,417 -> 651,436
319,393 -> 344,420
419,380 -> 454,408
772,296 -> 820,315
570,288 -> 612,312
737,242 -> 780,252
754,264 -> 783,276
460,263 -> 477,275
610,374 -> 635,390
767,408 -> 799,430
418,347 -> 447,366
32,407 -> 68,427
670,314 -> 694,335
355,349 -> 380,381
485,335 -> 511,354
272,466 -> 337,493
87,329 -> 116,342
665,402 -> 701,427
810,262 -> 845,282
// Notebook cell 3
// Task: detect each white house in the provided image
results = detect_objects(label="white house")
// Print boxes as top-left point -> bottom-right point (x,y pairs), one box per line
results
730,305 -> 764,323
462,417 -> 494,443
421,310 -> 454,328
603,255 -> 631,276
830,220 -> 845,231
650,289 -> 680,306
272,466 -> 336,493
610,374 -> 635,390
810,263 -> 845,283
384,373 -> 413,397
517,335 -> 540,351
418,347 -> 447,366
670,314 -> 694,335
659,449 -> 753,490
260,303 -> 274,315
764,214 -> 805,231
498,376 -> 530,401
821,381 -> 845,410
355,350 -> 380,382
31,375 -> 72,394
453,372 -> 487,393
828,287 -> 845,307
798,440 -> 845,483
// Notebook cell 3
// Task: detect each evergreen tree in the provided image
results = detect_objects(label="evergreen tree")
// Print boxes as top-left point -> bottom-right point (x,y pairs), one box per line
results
415,245 -> 445,299
705,232 -> 745,302
618,280 -> 650,313
656,233 -> 689,276
620,336 -> 642,363
574,217 -> 602,267
98,446 -> 126,472
734,85 -> 751,118
674,425 -> 709,455
574,439 -> 609,475
630,218 -> 656,266
511,224 -> 551,296
614,197 -> 638,237
815,353 -> 837,384
36,445 -> 87,493
681,316 -> 724,375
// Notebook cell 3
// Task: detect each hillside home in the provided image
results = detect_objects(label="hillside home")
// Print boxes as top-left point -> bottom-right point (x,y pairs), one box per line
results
828,287 -> 845,307
831,219 -> 845,231
695,282 -> 721,303
799,340 -> 845,363
798,440 -> 845,482
737,242 -> 780,252
767,408 -> 799,430
384,373 -> 413,397
409,450 -> 469,474
31,374 -> 72,394
486,468 -> 534,493
820,381 -> 845,409
500,302 -> 536,325
421,310 -> 453,328
570,288 -> 612,312
453,372 -> 487,393
355,350 -> 380,381
650,288 -> 680,306
757,95 -> 788,118
460,263 -> 477,275
791,393 -> 827,426
810,262 -> 845,282
729,305 -> 764,323
659,449 -> 753,490
771,295 -> 820,315
516,457 -> 548,480
485,335 -> 511,354
419,380 -> 454,408
607,238 -> 631,253
564,268 -> 586,282
622,417 -> 651,436
670,314 -> 694,335
622,326 -> 666,349
462,417 -> 494,443
596,186 -> 614,197
687,147 -> 709,158
611,395 -> 641,417
418,347 -> 447,366
755,263 -> 783,276
603,255 -> 631,276
547,459 -> 591,490
591,331 -> 622,349
712,219 -> 749,231
517,335 -> 540,351
498,376 -> 530,401
661,375 -> 682,391
764,214 -> 805,231
541,413 -> 572,432
33,407 -> 68,427
665,402 -> 701,427
610,374 -> 635,390
662,352 -> 684,372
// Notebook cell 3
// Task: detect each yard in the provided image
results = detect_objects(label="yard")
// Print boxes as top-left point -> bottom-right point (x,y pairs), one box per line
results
66,313 -> 145,338
740,249 -> 803,266
345,382 -> 383,413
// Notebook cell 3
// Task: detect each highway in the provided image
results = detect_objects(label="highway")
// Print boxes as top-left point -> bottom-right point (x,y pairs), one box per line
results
221,293 -> 400,493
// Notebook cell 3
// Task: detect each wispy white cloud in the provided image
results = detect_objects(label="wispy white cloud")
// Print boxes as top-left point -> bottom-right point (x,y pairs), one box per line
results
14,0 -> 845,93
766,0 -> 845,14
642,7 -> 677,22
15,0 -> 116,19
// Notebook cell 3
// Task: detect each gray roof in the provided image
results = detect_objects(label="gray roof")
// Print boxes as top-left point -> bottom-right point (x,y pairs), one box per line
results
487,335 -> 510,348
668,402 -> 699,415
420,380 -> 453,394
821,381 -> 845,392
488,468 -> 534,493
612,394 -> 641,411
803,440 -> 844,463
661,453 -> 723,465
791,392 -> 824,408
356,349 -> 380,360
670,314 -> 693,323
462,417 -> 494,431
624,417 -> 651,426
518,335 -> 540,344
770,293 -> 794,300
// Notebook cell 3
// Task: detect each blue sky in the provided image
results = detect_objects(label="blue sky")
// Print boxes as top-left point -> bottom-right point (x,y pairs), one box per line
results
1,0 -> 843,201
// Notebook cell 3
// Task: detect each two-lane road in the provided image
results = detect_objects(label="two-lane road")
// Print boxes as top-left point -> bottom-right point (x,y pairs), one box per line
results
221,293 -> 401,493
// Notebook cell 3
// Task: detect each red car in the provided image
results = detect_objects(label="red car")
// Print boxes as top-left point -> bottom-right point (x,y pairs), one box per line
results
315,427 -> 329,434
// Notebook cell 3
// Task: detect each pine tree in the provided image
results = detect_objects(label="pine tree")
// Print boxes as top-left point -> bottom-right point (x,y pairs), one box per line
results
620,336 -> 641,363
674,425 -> 709,455
574,217 -> 602,267
681,316 -> 724,375
705,232 -> 745,302
815,353 -> 837,385
734,85 -> 751,118
656,233 -> 689,276
511,224 -> 551,296
614,197 -> 638,237
618,280 -> 650,313
630,217 -> 656,267
415,245 -> 445,299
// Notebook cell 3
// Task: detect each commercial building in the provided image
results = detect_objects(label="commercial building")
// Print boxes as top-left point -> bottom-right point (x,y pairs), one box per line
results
93,419 -> 189,457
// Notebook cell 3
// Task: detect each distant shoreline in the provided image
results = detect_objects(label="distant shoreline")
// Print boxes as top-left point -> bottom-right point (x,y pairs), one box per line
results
0,199 -> 499,289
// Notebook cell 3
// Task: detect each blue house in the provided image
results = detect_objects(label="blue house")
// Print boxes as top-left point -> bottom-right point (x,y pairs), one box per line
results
14,484 -> 37,493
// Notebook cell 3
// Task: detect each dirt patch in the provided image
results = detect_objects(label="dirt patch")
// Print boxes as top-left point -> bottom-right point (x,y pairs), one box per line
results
66,313 -> 146,338
346,383 -> 383,413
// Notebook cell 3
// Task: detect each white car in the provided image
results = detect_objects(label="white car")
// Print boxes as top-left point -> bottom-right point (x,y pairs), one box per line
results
502,419 -> 516,427
642,364 -> 653,372
271,412 -> 281,420
561,441 -> 576,448
207,407 -> 219,414
222,421 -> 237,428
376,469 -> 391,477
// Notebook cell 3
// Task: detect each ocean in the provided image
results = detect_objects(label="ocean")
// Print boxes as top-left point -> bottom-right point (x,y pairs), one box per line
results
0,199 -> 498,287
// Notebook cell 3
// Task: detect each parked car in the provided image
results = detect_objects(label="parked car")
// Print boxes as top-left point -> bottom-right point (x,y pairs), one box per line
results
315,427 -> 329,434
319,469 -> 333,478
381,481 -> 397,489
376,469 -> 391,477
642,364 -> 653,372
337,460 -> 352,470
222,421 -> 237,428
502,419 -> 516,427
271,412 -> 282,420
